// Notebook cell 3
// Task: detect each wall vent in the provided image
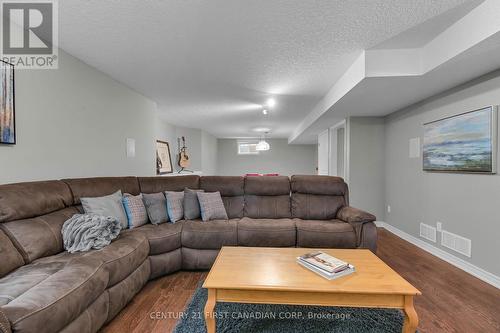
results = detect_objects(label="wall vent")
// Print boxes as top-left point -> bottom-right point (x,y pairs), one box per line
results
441,230 -> 471,257
419,223 -> 436,242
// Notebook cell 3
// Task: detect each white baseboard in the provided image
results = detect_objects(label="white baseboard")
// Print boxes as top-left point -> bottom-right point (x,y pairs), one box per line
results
375,221 -> 500,289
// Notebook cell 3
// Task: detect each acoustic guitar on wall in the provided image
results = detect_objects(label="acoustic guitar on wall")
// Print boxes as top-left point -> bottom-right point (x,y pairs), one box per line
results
178,136 -> 193,173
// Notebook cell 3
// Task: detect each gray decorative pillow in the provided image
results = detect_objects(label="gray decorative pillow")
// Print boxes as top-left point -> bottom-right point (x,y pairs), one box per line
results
142,192 -> 169,225
81,190 -> 128,229
184,188 -> 204,220
165,191 -> 184,223
196,191 -> 228,222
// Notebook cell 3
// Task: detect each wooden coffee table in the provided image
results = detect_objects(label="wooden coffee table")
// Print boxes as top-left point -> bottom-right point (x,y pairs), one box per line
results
203,247 -> 421,333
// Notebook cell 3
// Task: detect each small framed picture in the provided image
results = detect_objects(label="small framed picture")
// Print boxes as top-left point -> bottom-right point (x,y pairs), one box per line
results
0,60 -> 15,144
156,140 -> 173,174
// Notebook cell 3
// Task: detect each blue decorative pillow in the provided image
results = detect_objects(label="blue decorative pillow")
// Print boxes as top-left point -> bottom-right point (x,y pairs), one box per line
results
122,193 -> 148,229
165,191 -> 184,223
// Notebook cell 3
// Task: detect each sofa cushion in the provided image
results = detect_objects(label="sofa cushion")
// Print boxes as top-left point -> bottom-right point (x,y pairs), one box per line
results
197,192 -> 228,221
138,176 -> 199,194
184,188 -> 203,220
0,207 -> 80,263
295,219 -> 357,248
181,219 -> 238,249
106,259 -> 150,323
291,193 -> 345,220
237,217 -> 296,247
33,231 -> 149,287
0,180 -> 73,223
0,230 -> 24,278
165,191 -> 184,223
62,177 -> 140,205
0,256 -> 108,333
291,175 -> 348,197
122,193 -> 148,229
244,176 -> 290,195
200,176 -> 244,218
134,222 -> 183,255
142,192 -> 169,225
59,291 -> 109,333
149,249 -> 182,279
244,195 -> 291,219
181,248 -> 220,270
244,176 -> 291,219
81,190 -> 128,229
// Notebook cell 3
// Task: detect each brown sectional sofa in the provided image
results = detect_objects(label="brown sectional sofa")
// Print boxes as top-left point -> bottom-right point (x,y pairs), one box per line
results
0,175 -> 377,333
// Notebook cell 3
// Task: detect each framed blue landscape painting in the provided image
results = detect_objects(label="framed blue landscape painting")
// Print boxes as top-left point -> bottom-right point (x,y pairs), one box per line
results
0,60 -> 15,144
423,106 -> 497,173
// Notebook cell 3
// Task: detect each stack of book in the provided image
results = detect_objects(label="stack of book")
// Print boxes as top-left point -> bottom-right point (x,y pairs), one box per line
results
297,251 -> 355,280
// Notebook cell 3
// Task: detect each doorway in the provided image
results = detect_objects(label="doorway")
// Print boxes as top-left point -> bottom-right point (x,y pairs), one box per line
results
329,120 -> 347,180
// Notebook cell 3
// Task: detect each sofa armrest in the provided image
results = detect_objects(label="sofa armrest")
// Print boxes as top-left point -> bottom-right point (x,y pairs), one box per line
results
337,207 -> 377,252
0,308 -> 11,333
337,206 -> 376,224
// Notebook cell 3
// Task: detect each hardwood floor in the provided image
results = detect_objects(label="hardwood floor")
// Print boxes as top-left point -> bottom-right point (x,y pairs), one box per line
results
101,228 -> 500,333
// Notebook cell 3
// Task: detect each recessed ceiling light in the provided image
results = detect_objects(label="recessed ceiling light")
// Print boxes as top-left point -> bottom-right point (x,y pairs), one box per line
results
253,127 -> 271,133
266,98 -> 276,108
262,109 -> 268,115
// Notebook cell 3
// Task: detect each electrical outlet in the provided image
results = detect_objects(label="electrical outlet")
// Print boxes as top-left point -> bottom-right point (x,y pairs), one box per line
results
436,222 -> 442,232
387,205 -> 391,213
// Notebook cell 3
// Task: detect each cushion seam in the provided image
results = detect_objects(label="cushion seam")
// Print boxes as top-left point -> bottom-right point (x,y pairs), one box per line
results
93,237 -> 148,265
147,231 -> 181,241
239,228 -> 295,232
37,215 -> 61,252
298,229 -> 353,233
0,309 -> 10,333
183,230 -> 235,234
11,261 -> 106,325
0,224 -> 29,264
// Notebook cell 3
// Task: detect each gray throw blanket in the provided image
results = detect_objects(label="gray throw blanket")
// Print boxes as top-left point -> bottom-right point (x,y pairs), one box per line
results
62,214 -> 122,253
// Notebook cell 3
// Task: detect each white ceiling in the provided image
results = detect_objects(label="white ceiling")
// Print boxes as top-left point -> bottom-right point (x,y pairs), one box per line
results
56,0 -> 477,138
289,0 -> 500,143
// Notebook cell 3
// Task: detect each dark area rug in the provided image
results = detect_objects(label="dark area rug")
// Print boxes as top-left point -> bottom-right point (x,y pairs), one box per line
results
174,286 -> 410,333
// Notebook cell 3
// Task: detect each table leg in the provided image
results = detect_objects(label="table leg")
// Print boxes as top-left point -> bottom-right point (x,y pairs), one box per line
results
402,295 -> 418,333
204,288 -> 216,333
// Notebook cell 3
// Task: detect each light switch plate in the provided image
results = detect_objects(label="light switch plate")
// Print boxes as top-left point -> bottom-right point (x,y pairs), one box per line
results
409,137 -> 420,158
126,138 -> 136,158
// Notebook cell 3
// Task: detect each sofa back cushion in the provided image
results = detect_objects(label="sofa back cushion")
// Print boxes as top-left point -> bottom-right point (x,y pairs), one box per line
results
0,229 -> 24,278
62,177 -> 140,205
1,206 -> 80,263
290,175 -> 348,220
138,176 -> 199,193
0,180 -> 73,223
244,176 -> 291,218
200,176 -> 244,218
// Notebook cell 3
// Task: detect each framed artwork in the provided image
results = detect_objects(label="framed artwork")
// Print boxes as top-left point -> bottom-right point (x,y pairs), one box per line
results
423,106 -> 497,173
0,60 -> 15,144
156,140 -> 173,174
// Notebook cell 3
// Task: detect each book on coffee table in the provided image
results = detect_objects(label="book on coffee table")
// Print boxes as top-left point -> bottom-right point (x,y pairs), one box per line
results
298,251 -> 349,273
297,258 -> 355,280
297,251 -> 355,280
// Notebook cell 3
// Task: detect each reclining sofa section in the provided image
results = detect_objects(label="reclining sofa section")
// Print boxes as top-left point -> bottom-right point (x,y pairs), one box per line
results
0,175 -> 377,333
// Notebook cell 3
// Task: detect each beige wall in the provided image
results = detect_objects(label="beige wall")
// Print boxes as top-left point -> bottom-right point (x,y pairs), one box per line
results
348,117 -> 386,220
385,71 -> 500,276
0,49 -> 159,184
216,138 -> 317,176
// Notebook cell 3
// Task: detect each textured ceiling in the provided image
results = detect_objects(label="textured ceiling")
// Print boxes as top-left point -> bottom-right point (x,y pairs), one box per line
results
57,0 -> 471,138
